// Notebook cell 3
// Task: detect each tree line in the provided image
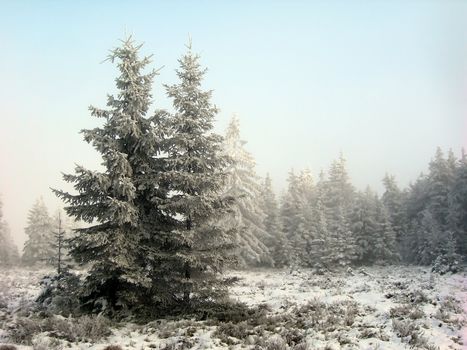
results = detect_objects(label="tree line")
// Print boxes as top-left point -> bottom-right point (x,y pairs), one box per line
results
222,115 -> 466,272
258,149 -> 466,273
8,144 -> 464,272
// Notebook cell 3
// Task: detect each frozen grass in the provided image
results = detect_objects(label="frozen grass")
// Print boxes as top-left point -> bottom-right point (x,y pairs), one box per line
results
0,266 -> 466,349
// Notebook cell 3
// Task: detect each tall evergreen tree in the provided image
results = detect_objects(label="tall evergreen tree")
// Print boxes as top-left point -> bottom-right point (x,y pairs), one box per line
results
280,170 -> 306,266
0,197 -> 19,266
447,149 -> 467,257
50,212 -> 73,275
325,153 -> 355,209
382,174 -> 405,247
307,187 -> 329,270
322,154 -> 357,267
260,174 -> 289,267
373,198 -> 398,263
351,188 -> 379,264
309,171 -> 331,271
427,147 -> 452,229
222,115 -> 271,266
402,174 -> 430,263
280,170 -> 301,244
22,197 -> 54,266
402,148 -> 461,264
416,209 -> 443,265
159,42 -> 236,306
54,38 -> 170,312
291,169 -> 315,266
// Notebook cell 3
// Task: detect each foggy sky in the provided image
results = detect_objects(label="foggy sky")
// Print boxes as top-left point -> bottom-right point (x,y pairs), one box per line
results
1,1 -> 467,249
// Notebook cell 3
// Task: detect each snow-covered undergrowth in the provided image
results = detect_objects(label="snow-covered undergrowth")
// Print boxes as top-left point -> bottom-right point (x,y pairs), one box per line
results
0,266 -> 466,349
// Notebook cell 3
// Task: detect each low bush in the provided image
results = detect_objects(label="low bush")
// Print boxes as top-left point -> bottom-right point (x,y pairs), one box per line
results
390,304 -> 425,320
7,314 -> 112,344
431,241 -> 461,275
0,345 -> 17,350
265,335 -> 288,350
36,272 -> 81,316
407,330 -> 438,350
392,319 -> 418,338
7,317 -> 42,344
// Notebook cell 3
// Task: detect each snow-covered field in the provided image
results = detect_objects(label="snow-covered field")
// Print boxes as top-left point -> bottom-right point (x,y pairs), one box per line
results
0,266 -> 466,349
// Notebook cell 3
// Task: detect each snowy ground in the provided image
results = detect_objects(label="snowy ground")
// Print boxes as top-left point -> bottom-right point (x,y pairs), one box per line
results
0,266 -> 466,349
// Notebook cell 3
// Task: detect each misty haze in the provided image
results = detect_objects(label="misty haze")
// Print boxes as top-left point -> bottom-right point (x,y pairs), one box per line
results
0,1 -> 466,350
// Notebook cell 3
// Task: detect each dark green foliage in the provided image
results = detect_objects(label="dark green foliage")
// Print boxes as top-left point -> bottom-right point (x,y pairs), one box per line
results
36,271 -> 81,315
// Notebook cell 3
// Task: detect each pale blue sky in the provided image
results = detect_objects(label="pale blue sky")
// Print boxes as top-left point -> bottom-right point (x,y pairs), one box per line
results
1,1 -> 467,247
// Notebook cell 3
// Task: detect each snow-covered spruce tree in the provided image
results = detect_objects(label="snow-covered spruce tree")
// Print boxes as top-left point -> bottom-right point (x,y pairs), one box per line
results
260,174 -> 289,267
382,174 -> 405,249
280,170 -> 300,242
401,174 -> 430,263
448,149 -> 467,257
50,211 -> 73,275
0,197 -> 19,266
280,170 -> 302,266
432,231 -> 461,274
53,38 -> 171,313
373,197 -> 399,263
427,147 -> 454,230
280,168 -> 319,267
22,197 -> 54,266
416,209 -> 443,265
322,154 -> 357,267
291,169 -> 315,267
350,188 -> 379,264
159,42 -> 236,308
350,187 -> 397,265
222,115 -> 271,266
36,211 -> 81,315
402,148 -> 460,264
308,196 -> 329,269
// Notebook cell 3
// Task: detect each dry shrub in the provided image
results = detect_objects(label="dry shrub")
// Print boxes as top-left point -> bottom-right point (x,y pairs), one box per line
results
390,304 -> 425,320
103,346 -> 123,350
265,335 -> 288,350
408,330 -> 438,350
7,317 -> 42,344
292,342 -> 311,350
0,345 -> 17,350
392,319 -> 418,338
440,296 -> 462,314
7,315 -> 111,344
214,321 -> 249,344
